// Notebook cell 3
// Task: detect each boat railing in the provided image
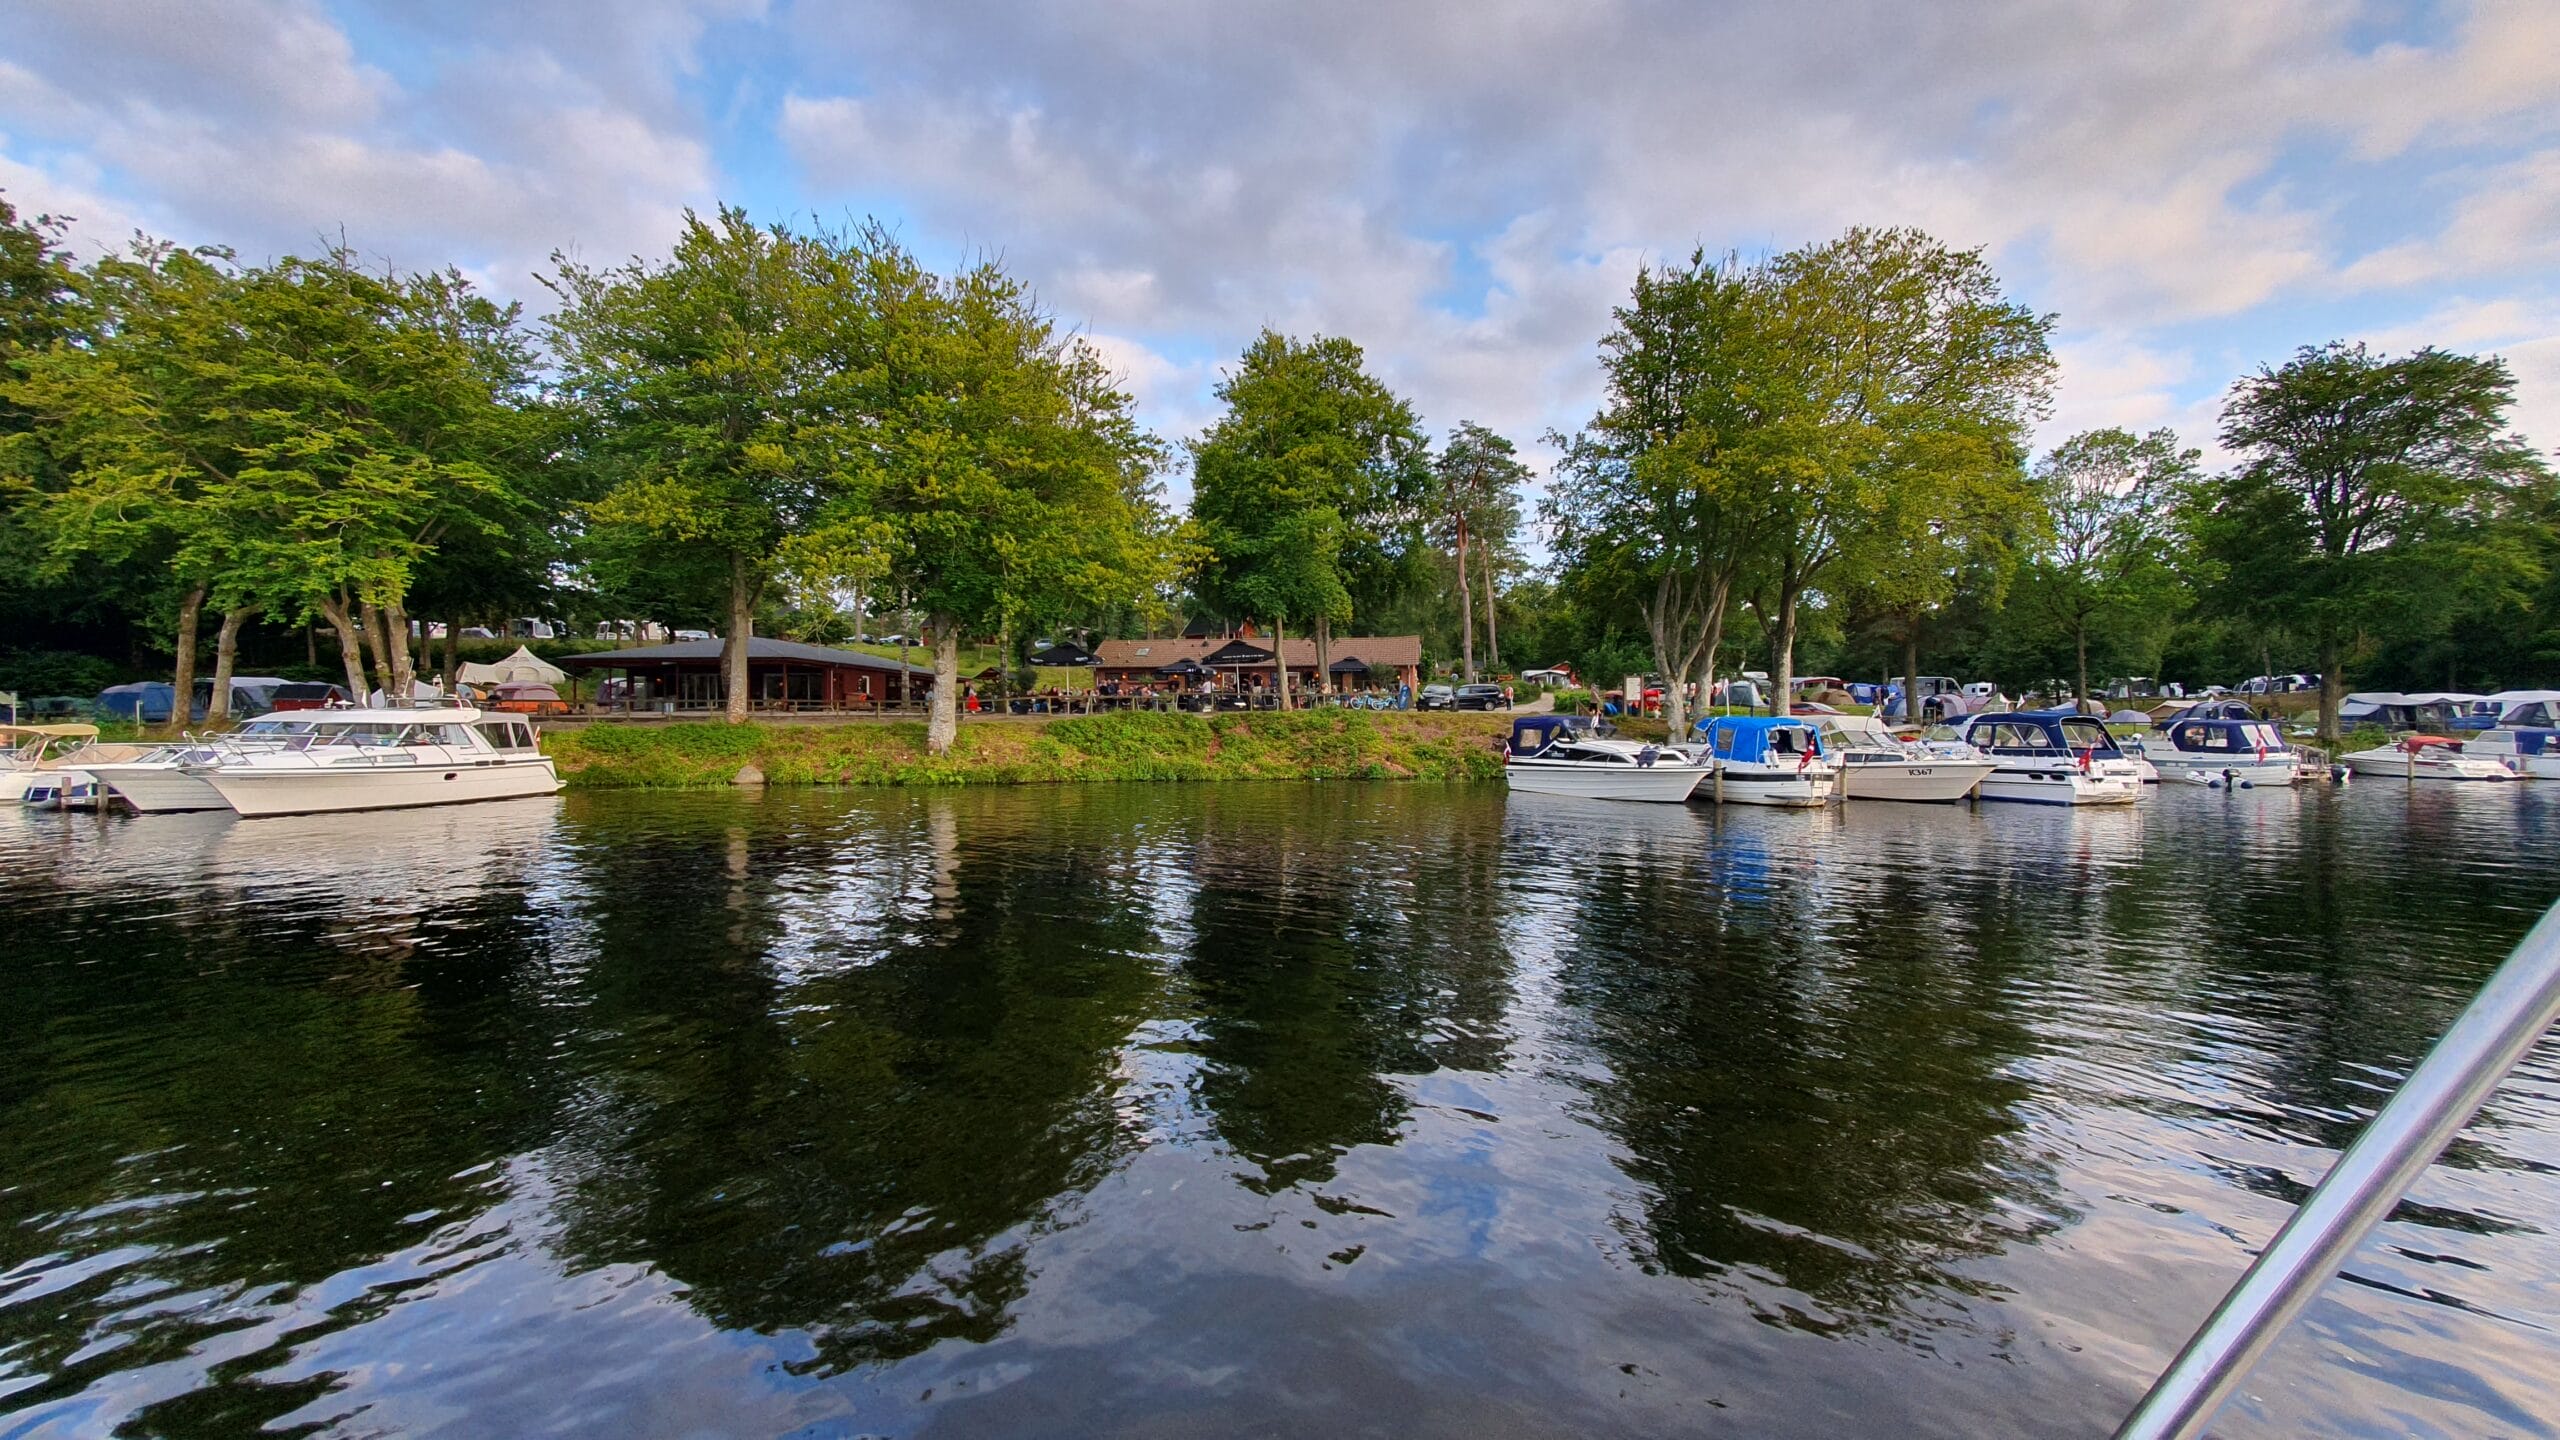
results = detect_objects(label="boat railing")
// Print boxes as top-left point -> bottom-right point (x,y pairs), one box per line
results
2115,898 -> 2560,1439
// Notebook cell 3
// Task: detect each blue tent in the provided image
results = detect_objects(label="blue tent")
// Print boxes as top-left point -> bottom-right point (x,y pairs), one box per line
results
1694,714 -> 1825,764
97,681 -> 176,724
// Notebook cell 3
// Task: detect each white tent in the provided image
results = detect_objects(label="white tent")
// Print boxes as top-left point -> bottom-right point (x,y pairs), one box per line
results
456,646 -> 568,687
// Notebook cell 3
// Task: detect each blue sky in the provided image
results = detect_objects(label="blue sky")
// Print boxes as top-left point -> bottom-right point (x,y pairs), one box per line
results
3,0 -> 2556,505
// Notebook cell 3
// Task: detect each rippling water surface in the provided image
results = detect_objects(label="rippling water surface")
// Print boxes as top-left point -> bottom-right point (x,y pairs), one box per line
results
3,782 -> 2558,1438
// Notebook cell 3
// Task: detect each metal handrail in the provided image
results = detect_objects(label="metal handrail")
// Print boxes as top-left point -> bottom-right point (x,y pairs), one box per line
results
2116,899 -> 2560,1440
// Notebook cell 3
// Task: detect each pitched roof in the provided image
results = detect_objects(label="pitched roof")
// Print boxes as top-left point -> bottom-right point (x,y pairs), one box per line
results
1093,634 -> 1423,670
558,637 -> 934,674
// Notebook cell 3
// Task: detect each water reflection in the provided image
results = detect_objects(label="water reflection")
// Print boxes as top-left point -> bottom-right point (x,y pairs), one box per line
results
0,784 -> 2553,1438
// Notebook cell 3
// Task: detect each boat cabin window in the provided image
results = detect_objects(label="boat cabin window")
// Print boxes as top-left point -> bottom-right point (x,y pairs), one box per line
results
1978,721 -> 2054,751
2056,718 -> 2115,751
313,722 -> 404,747
2504,702 -> 2559,728
473,720 -> 537,752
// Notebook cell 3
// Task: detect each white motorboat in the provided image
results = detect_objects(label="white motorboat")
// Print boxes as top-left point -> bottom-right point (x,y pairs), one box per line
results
2127,707 -> 2304,788
2460,691 -> 2560,779
1,723 -> 102,803
1503,715 -> 1708,803
1812,713 -> 1998,802
186,706 -> 562,817
2337,735 -> 2516,783
1949,711 -> 2145,806
1679,715 -> 1835,807
84,716 -> 346,813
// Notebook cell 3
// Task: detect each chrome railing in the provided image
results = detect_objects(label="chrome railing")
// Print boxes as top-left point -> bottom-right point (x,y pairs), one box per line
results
2116,899 -> 2560,1439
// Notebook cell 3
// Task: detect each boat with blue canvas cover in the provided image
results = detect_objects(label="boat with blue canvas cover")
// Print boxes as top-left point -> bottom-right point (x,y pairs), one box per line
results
2128,714 -> 2303,787
1502,714 -> 1707,804
1949,710 -> 2144,805
1680,715 -> 1835,807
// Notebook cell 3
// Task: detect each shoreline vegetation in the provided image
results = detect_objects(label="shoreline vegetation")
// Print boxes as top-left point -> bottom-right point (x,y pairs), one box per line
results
544,709 -> 1514,789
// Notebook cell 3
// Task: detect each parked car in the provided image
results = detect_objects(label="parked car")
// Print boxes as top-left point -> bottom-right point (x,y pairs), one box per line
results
1418,683 -> 1456,711
1454,683 -> 1509,711
268,682 -> 352,712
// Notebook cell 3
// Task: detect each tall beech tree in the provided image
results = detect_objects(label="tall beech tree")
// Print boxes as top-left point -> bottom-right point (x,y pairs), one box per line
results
1547,255 -> 1774,735
814,245 -> 1170,755
2207,342 -> 2551,741
2017,427 -> 2194,710
1749,227 -> 2055,708
546,208 -> 841,723
1188,331 -> 1431,695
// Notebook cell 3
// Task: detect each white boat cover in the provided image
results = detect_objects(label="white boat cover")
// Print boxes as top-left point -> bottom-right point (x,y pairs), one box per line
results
456,646 -> 569,686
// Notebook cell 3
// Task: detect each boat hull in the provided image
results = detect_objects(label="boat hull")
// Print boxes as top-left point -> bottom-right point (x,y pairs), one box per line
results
1977,765 -> 2143,806
84,763 -> 234,812
1696,763 -> 1834,807
1504,759 -> 1707,804
202,757 -> 562,817
0,770 -> 37,802
1832,759 -> 1997,803
2336,749 -> 2515,782
2150,757 -> 2302,788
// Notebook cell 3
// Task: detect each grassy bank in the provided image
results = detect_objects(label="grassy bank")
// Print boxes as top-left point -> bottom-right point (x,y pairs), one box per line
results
544,709 -> 1513,789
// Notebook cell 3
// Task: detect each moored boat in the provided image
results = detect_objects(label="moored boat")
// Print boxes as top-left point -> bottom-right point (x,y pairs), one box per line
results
0,723 -> 101,803
1680,715 -> 1835,807
1949,710 -> 2144,806
2338,735 -> 2516,783
2128,713 -> 2303,787
2459,691 -> 2560,779
1809,713 -> 1998,802
186,707 -> 561,817
1503,715 -> 1708,804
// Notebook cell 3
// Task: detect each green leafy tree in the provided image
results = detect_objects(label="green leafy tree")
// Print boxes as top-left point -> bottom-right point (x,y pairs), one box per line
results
780,236 -> 1171,752
1189,331 -> 1431,702
1547,255 -> 1774,734
545,208 -> 842,723
1749,227 -> 2056,707
2204,341 -> 2552,740
2016,427 -> 2196,709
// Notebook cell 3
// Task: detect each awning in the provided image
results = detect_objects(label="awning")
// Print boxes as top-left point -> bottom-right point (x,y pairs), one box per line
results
1327,656 -> 1371,674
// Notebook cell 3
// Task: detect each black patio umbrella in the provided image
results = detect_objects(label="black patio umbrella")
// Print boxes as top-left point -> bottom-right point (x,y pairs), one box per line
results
1327,656 -> 1371,675
1158,659 -> 1209,677
1030,641 -> 1100,667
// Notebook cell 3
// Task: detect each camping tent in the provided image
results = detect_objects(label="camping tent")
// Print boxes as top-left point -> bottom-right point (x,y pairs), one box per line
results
456,645 -> 568,687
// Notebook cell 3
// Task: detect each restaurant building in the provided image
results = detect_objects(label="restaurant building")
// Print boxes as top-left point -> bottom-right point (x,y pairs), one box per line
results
1091,634 -> 1425,693
558,637 -> 936,712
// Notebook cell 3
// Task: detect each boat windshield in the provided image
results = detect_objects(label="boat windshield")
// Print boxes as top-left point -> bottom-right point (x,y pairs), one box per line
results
2056,718 -> 2118,752
1822,715 -> 1896,746
238,718 -> 315,737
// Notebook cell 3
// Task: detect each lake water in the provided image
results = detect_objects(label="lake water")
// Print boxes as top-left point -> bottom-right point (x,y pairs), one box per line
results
2,782 -> 2557,1439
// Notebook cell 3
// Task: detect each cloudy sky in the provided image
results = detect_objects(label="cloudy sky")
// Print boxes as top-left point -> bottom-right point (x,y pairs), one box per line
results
4,0 -> 2557,497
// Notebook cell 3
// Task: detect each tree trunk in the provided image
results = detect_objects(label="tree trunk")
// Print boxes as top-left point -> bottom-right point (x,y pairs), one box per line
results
898,588 -> 913,709
305,622 -> 317,668
358,602 -> 393,700
1772,583 -> 1800,719
1315,614 -> 1331,694
2319,632 -> 2343,745
1455,520 -> 1475,682
167,584 -> 207,736
442,617 -> 460,684
384,598 -> 416,702
2074,622 -> 2089,717
1274,615 -> 1291,709
206,604 -> 254,725
1902,627 -> 1920,733
1482,557 -> 1501,671
724,556 -> 754,724
926,615 -> 961,754
317,594 -> 369,699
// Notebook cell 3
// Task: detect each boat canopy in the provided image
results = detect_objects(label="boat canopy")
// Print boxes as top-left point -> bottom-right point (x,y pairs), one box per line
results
2343,691 -> 2487,707
2,722 -> 99,741
1509,714 -> 1610,754
2160,717 -> 2292,754
1961,711 -> 2126,755
1815,713 -> 1898,746
1694,714 -> 1824,763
